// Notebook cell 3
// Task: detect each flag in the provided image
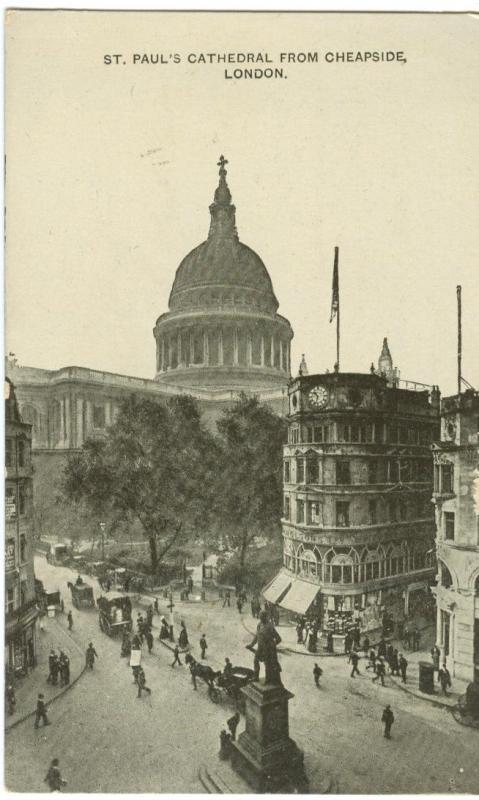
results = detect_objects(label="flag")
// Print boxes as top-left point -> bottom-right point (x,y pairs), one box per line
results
329,246 -> 339,323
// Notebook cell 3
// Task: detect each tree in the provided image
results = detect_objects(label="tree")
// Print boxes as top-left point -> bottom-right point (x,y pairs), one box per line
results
61,395 -> 218,573
213,393 -> 286,577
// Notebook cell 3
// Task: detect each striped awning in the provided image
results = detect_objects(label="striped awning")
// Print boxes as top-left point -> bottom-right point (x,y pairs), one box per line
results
279,579 -> 319,615
262,571 -> 292,605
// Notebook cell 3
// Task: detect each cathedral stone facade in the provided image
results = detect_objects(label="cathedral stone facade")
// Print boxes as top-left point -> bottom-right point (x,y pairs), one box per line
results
6,158 -> 293,455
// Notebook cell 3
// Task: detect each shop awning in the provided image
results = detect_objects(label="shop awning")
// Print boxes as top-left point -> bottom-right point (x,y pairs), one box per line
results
262,571 -> 292,605
279,579 -> 319,615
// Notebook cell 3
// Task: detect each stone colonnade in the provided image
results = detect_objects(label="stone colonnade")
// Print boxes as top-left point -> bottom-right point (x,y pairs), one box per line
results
50,395 -> 121,449
156,322 -> 290,375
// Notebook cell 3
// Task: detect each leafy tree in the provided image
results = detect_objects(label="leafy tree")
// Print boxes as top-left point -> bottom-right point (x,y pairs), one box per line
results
213,393 -> 286,577
61,395 -> 218,573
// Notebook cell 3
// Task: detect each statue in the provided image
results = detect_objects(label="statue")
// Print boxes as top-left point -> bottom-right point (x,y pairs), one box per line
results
247,610 -> 283,685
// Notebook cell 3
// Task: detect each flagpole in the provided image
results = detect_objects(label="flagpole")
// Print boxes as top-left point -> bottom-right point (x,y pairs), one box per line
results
335,246 -> 340,371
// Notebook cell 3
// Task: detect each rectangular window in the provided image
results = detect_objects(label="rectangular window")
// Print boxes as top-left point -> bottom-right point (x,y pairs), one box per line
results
399,426 -> 407,444
332,565 -> 341,584
20,534 -> 27,562
441,464 -> 454,494
368,460 -> 379,484
284,460 -> 290,483
296,459 -> 304,483
389,460 -> 399,483
369,499 -> 377,525
305,426 -> 313,444
307,501 -> 320,525
336,461 -> 351,485
444,511 -> 455,541
306,458 -> 319,484
374,423 -> 383,443
6,588 -> 14,614
399,499 -> 407,521
364,425 -> 373,443
336,501 -> 350,527
18,440 -> 25,468
296,499 -> 305,524
388,498 -> 397,522
351,424 -> 359,443
283,496 -> 290,520
313,426 -> 323,443
19,484 -> 26,515
93,405 -> 106,429
6,438 -> 14,468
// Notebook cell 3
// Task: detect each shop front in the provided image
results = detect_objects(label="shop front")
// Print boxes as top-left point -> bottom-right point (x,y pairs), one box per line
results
5,601 -> 38,679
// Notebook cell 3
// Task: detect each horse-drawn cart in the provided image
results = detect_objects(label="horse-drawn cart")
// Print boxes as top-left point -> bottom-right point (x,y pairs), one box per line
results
98,591 -> 132,637
185,654 -> 254,708
68,581 -> 95,609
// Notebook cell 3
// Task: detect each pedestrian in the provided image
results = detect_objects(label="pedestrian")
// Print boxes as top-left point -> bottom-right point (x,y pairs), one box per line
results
362,635 -> 370,654
85,642 -> 98,670
308,625 -> 318,654
344,631 -> 352,654
398,653 -> 408,683
154,597 -> 159,615
403,626 -> 410,650
222,589 -> 231,608
171,644 -> 182,667
219,729 -> 232,760
187,575 -> 194,594
431,645 -> 440,671
227,711 -> 240,741
223,657 -> 233,679
377,637 -> 387,658
59,652 -> 70,686
137,666 -> 151,697
350,650 -> 361,678
50,654 -> 59,686
381,705 -> 394,739
131,633 -> 142,650
67,611 -> 73,631
313,662 -> 323,688
372,658 -> 386,686
146,605 -> 154,628
178,620 -> 189,649
327,630 -> 334,653
47,650 -> 57,684
132,665 -> 140,686
353,624 -> 361,649
44,758 -> 66,792
5,684 -> 16,716
34,693 -> 50,728
145,629 -> 154,654
366,649 -> 377,671
386,644 -> 394,669
438,664 -> 452,696
296,620 -> 304,645
390,649 -> 400,677
413,627 -> 421,652
159,618 -> 169,641
200,634 -> 208,659
137,614 -> 144,634
236,596 -> 243,614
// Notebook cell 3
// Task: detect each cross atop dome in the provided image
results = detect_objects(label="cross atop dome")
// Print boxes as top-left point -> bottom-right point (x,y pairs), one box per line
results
213,154 -> 233,209
217,154 -> 228,176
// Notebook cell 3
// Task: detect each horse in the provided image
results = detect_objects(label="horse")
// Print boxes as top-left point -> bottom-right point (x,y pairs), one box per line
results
185,653 -> 221,693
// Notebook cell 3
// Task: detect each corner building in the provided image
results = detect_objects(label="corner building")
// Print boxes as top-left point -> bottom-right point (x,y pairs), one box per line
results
5,379 -> 38,677
269,369 -> 440,639
433,389 -> 479,682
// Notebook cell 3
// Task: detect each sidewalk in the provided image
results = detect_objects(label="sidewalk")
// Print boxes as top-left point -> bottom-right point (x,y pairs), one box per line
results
388,646 -> 469,710
5,613 -> 85,731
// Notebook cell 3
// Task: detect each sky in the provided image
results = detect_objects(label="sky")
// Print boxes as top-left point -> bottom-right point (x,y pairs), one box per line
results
5,10 -> 479,397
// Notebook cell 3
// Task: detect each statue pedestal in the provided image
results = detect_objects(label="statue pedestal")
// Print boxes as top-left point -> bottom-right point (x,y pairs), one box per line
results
230,681 -> 307,793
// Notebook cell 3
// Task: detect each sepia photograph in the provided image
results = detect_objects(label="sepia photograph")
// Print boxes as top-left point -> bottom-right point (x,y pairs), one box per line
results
4,8 -> 479,794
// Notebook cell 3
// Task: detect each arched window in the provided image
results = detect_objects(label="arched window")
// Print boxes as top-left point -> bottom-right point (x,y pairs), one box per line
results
361,548 -> 382,581
439,560 -> 453,589
324,548 -> 358,584
475,575 -> 479,596
299,549 -> 319,579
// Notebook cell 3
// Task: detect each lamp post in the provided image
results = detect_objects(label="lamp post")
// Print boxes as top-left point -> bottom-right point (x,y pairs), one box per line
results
99,522 -> 106,562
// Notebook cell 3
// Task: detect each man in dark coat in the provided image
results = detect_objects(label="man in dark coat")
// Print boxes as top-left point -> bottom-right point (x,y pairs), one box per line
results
327,631 -> 334,653
362,635 -> 370,654
313,663 -> 323,688
344,632 -> 352,654
59,652 -> 70,686
377,637 -> 387,658
67,611 -> 73,631
350,651 -> 361,678
399,654 -> 408,683
34,694 -> 50,728
353,624 -> 361,649
137,666 -> 151,697
85,643 -> 98,669
178,621 -> 189,649
366,649 -> 377,671
145,629 -> 154,654
438,664 -> 452,696
50,653 -> 59,686
45,758 -> 66,791
382,705 -> 394,739
171,645 -> 182,667
413,627 -> 421,652
222,589 -> 231,608
227,711 -> 240,741
372,658 -> 386,686
390,649 -> 400,677
200,634 -> 207,659
223,657 -> 233,679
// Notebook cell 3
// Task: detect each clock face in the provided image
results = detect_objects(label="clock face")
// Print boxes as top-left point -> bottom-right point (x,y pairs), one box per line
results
309,386 -> 328,408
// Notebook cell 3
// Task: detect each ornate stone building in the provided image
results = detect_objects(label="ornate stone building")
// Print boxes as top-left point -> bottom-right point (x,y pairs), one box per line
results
265,347 -> 440,640
433,389 -> 479,682
6,158 -> 292,456
5,378 -> 38,676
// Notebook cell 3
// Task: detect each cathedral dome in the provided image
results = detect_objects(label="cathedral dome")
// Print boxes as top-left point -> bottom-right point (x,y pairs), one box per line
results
153,156 -> 293,391
168,156 -> 278,314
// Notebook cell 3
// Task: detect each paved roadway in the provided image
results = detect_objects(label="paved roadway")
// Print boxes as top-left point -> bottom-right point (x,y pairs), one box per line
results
5,556 -> 479,793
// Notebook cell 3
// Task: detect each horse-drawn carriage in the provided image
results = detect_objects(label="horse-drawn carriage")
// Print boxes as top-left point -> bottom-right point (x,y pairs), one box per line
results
98,591 -> 132,637
68,580 -> 95,609
185,654 -> 254,708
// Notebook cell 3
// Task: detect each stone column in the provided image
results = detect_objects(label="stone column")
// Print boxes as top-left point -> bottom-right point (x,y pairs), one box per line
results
161,340 -> 166,372
64,396 -> 71,447
168,337 -> 173,370
204,329 -> 209,366
177,330 -> 182,365
105,401 -> 112,427
260,335 -> 265,367
190,331 -> 195,364
59,398 -> 65,444
280,339 -> 284,371
86,400 -> 93,436
270,335 -> 275,367
218,329 -> 224,366
247,332 -> 253,365
233,328 -> 239,365
76,397 -> 84,448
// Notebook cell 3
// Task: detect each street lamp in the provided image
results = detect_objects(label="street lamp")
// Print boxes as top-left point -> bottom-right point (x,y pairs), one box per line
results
99,522 -> 106,562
